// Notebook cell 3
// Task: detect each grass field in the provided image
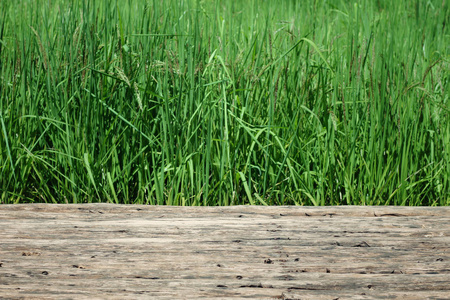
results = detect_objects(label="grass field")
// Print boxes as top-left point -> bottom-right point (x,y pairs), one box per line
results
0,0 -> 449,205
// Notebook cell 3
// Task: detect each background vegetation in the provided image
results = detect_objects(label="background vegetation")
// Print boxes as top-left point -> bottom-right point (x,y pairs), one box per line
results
0,0 -> 449,205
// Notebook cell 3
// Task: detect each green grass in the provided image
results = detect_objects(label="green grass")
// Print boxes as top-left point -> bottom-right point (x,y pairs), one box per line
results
0,0 -> 449,205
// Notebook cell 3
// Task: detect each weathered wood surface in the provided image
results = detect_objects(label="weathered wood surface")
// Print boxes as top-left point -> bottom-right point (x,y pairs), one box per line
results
0,205 -> 449,299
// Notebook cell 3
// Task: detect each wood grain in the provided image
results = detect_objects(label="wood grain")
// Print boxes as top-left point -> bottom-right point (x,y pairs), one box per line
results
0,204 -> 449,299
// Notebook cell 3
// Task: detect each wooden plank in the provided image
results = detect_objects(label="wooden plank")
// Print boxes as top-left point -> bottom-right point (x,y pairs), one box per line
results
0,204 -> 449,299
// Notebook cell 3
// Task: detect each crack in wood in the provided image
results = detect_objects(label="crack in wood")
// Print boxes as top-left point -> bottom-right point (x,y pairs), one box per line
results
134,276 -> 160,280
239,283 -> 273,288
287,286 -> 326,291
352,241 -> 371,247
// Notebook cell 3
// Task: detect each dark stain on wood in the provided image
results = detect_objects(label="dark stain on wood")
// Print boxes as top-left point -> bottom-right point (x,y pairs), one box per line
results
0,204 -> 449,299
